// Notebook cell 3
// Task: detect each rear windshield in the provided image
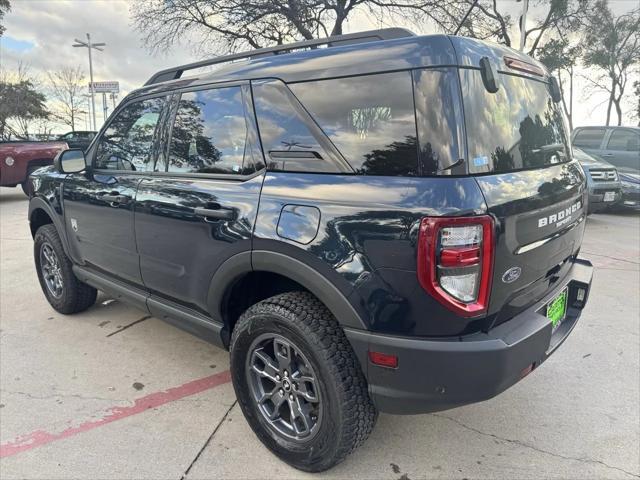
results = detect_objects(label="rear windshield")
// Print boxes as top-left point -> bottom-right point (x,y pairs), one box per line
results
461,70 -> 570,174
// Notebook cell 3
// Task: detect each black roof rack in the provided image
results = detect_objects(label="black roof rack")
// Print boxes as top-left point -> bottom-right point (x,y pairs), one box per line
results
144,28 -> 415,86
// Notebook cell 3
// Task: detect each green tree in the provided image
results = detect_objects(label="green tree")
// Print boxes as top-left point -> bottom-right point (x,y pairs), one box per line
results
582,0 -> 640,126
538,37 -> 582,129
0,0 -> 10,38
0,71 -> 49,140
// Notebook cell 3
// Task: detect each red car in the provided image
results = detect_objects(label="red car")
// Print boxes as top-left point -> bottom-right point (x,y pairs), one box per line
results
0,141 -> 68,195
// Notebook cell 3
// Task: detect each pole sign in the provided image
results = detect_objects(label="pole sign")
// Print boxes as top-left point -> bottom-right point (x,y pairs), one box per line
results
89,81 -> 119,93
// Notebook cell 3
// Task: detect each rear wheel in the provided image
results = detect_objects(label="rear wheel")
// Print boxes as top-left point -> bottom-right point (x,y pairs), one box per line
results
34,225 -> 97,314
230,292 -> 377,472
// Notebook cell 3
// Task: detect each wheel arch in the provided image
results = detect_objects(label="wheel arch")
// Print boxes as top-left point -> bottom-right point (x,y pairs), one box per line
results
208,250 -> 367,348
28,198 -> 71,257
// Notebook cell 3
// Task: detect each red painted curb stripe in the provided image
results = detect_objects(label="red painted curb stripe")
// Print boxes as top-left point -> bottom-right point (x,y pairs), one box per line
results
0,370 -> 232,459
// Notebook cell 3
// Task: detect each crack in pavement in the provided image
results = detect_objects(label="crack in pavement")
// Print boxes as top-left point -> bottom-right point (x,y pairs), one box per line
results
431,413 -> 640,478
581,251 -> 640,265
180,400 -> 237,479
1,390 -> 122,403
106,315 -> 151,337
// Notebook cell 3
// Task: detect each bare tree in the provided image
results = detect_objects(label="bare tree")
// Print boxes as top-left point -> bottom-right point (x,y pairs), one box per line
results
452,0 -> 592,59
582,0 -> 640,126
47,66 -> 86,132
130,0 -> 495,55
632,80 -> 640,127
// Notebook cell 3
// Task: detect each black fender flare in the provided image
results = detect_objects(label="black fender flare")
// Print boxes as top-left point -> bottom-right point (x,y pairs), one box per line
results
28,196 -> 71,257
206,250 -> 367,334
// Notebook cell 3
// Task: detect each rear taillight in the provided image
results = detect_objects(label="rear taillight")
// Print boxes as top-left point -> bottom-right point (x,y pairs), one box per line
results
417,215 -> 494,317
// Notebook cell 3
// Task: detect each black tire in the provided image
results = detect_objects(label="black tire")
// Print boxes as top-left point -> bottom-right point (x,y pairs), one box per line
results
34,224 -> 97,314
230,291 -> 377,472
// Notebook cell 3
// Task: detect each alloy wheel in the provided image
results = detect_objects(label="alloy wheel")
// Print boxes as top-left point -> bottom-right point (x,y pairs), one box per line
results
40,242 -> 64,299
246,333 -> 322,441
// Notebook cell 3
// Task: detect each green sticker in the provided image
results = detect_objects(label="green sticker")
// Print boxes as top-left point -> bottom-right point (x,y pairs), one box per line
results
547,289 -> 568,327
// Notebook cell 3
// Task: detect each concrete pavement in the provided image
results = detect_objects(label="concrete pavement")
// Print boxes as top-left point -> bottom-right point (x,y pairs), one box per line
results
1,186 -> 638,479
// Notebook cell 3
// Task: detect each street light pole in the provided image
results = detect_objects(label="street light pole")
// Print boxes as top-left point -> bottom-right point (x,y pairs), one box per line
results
72,33 -> 106,131
82,94 -> 92,131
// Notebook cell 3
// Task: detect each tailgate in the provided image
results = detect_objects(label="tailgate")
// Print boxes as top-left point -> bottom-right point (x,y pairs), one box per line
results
475,161 -> 587,323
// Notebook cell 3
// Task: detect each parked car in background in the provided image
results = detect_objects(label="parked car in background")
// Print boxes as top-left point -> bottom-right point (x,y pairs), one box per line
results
57,131 -> 96,151
573,148 -> 621,213
0,141 -> 68,195
572,126 -> 639,212
618,170 -> 640,210
572,126 -> 639,171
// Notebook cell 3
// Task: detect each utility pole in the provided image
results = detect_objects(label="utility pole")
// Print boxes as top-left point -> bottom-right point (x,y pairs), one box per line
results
72,33 -> 106,131
518,0 -> 529,51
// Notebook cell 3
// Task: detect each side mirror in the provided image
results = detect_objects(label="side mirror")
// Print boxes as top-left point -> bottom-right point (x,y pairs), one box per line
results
57,149 -> 87,174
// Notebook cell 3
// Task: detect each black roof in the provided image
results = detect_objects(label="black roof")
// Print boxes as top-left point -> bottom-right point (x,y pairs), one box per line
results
132,29 -> 548,99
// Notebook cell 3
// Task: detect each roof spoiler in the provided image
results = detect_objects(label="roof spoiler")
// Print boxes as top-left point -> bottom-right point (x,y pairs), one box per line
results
144,28 -> 415,86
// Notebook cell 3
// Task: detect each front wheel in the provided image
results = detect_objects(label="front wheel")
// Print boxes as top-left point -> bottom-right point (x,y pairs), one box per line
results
34,225 -> 97,314
230,292 -> 377,472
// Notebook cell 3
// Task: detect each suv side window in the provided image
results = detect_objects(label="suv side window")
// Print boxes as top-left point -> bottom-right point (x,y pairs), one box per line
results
95,97 -> 166,171
252,79 -> 349,173
290,71 -> 419,176
573,128 -> 606,149
607,129 -> 639,152
166,87 -> 248,174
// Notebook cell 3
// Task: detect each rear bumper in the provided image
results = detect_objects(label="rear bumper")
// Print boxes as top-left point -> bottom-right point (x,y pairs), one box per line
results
345,258 -> 593,414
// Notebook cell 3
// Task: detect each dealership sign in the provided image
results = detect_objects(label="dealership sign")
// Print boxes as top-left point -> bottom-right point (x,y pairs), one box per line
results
89,81 -> 119,93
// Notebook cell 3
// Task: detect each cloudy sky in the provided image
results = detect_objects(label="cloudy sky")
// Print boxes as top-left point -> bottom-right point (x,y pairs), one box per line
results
1,0 -> 638,132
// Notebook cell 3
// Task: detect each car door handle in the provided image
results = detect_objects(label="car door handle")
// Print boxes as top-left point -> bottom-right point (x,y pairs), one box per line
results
194,207 -> 235,221
602,153 -> 614,157
100,194 -> 130,204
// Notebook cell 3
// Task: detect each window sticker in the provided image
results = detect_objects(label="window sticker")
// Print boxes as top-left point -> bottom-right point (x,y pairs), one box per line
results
473,155 -> 489,167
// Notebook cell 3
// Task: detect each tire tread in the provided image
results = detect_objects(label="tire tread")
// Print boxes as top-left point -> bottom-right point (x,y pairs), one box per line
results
34,224 -> 97,314
231,291 -> 377,471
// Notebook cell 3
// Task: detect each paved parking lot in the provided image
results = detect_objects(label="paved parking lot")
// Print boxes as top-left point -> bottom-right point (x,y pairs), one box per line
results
1,186 -> 638,480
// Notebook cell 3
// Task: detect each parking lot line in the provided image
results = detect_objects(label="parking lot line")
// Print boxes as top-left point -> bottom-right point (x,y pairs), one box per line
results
0,370 -> 232,459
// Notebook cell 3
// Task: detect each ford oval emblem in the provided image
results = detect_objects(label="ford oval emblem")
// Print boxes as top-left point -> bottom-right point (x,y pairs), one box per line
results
502,267 -> 522,284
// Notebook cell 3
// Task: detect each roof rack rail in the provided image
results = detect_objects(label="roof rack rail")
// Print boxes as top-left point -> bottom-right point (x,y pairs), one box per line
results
144,28 -> 415,86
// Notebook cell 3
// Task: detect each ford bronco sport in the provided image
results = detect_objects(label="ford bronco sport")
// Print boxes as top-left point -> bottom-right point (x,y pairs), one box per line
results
29,29 -> 593,471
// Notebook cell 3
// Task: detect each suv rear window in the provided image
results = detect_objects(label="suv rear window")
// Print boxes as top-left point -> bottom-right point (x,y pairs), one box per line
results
461,70 -> 570,174
290,71 -> 419,176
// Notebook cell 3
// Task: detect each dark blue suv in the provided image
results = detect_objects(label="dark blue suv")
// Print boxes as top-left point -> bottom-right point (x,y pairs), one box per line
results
28,29 -> 593,471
